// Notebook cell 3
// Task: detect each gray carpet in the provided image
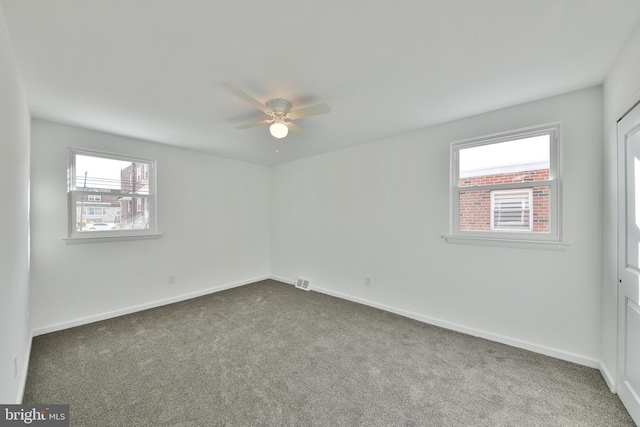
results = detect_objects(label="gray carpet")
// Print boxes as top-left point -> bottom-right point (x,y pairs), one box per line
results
24,280 -> 634,426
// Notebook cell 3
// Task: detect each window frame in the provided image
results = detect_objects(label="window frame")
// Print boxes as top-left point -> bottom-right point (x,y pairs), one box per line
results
67,148 -> 159,242
449,123 -> 563,245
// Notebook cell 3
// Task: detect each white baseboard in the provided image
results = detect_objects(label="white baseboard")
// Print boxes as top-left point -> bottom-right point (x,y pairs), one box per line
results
32,275 -> 270,336
269,275 -> 295,285
16,330 -> 32,403
289,280 -> 603,370
599,361 -> 617,393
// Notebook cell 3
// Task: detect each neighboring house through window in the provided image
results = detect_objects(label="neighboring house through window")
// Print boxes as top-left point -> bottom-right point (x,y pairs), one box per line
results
68,149 -> 156,238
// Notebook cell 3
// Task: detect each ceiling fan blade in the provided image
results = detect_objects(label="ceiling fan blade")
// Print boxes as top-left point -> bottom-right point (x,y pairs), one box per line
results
288,103 -> 331,119
232,90 -> 271,114
235,119 -> 272,129
286,121 -> 308,138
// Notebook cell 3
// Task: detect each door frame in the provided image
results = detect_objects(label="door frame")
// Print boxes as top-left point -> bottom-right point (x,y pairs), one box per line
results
617,97 -> 640,425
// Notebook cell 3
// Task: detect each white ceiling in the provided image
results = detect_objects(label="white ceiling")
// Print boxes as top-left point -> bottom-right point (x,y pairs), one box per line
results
2,1 -> 639,166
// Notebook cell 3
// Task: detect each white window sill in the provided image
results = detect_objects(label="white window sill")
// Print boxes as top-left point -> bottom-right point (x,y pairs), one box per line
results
63,232 -> 162,244
444,235 -> 570,251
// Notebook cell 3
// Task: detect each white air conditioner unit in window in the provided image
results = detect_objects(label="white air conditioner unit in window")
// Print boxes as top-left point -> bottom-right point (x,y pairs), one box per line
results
295,277 -> 311,291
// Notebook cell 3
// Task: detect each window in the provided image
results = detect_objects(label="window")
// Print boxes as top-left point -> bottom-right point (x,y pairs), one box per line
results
84,207 -> 107,216
68,149 -> 156,239
450,123 -> 561,243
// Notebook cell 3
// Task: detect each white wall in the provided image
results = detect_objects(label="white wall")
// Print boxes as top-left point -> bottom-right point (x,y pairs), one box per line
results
29,120 -> 271,333
272,87 -> 604,367
601,25 -> 640,391
0,6 -> 30,403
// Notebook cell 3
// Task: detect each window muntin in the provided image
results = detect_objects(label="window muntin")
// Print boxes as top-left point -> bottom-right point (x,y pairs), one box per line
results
69,150 -> 156,237
451,124 -> 561,242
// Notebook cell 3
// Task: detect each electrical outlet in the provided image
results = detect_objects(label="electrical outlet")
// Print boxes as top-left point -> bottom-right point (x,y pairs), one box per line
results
13,356 -> 17,378
365,277 -> 371,287
168,275 -> 176,285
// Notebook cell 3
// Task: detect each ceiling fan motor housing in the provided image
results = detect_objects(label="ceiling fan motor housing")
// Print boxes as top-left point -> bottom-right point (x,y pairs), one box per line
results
266,98 -> 292,114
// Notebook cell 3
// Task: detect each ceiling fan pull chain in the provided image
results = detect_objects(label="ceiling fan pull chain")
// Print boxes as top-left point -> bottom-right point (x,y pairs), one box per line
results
275,139 -> 284,154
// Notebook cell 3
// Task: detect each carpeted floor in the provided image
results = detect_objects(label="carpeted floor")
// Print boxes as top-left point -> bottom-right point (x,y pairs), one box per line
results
24,280 -> 634,426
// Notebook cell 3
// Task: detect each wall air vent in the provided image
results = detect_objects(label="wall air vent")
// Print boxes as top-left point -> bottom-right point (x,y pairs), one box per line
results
295,277 -> 311,291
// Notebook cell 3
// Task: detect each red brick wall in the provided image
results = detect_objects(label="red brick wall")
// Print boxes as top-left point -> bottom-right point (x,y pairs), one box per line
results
459,169 -> 549,232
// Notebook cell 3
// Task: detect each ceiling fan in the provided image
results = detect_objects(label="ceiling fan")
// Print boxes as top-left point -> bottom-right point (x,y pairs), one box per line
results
233,90 -> 331,139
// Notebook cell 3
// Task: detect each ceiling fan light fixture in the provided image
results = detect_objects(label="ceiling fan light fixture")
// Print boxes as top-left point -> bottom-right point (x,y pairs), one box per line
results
270,119 -> 288,139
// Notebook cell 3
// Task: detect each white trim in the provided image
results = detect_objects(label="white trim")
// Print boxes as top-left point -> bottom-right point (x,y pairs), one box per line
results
614,88 -> 640,125
616,101 -> 640,424
450,121 -> 562,148
63,232 -> 162,244
269,275 -> 296,285
600,360 -> 617,393
16,330 -> 33,403
271,277 -> 599,369
444,235 -> 570,251
32,275 -> 270,336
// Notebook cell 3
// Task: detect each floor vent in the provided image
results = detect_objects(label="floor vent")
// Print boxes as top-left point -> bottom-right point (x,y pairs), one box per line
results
295,277 -> 311,291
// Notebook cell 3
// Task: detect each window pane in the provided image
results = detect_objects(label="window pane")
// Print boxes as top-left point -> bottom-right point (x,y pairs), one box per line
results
75,155 -> 150,195
74,194 -> 149,231
459,135 -> 550,184
459,185 -> 550,233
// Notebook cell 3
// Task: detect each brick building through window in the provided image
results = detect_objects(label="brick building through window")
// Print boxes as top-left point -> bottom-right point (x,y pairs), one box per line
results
459,168 -> 550,232
120,163 -> 149,229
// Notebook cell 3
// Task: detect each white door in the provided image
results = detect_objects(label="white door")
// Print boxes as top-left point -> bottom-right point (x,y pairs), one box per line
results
618,101 -> 640,425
